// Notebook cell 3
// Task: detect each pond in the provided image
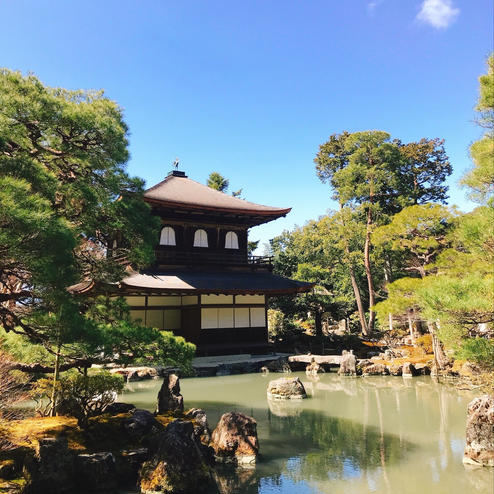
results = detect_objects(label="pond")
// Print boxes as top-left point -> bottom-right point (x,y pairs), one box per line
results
122,372 -> 493,494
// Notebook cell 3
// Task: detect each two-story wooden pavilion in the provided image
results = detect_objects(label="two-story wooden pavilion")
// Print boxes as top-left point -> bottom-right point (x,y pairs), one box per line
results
75,169 -> 313,355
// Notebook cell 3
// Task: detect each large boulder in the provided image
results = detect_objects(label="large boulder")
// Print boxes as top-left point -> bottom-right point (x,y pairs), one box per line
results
23,437 -> 76,494
267,377 -> 307,400
139,420 -> 217,494
338,350 -> 356,376
361,363 -> 389,376
124,409 -> 161,438
156,374 -> 184,414
463,394 -> 494,467
75,452 -> 118,493
115,448 -> 149,489
402,362 -> 417,378
414,363 -> 431,375
306,358 -> 324,377
185,408 -> 211,444
210,412 -> 259,465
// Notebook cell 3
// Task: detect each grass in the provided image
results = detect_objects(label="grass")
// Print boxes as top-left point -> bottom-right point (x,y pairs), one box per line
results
1,410 -> 200,456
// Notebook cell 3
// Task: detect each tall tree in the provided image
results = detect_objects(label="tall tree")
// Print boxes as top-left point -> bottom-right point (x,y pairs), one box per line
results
314,132 -> 368,333
0,70 -> 194,381
374,204 -> 454,366
316,131 -> 402,333
461,54 -> 494,205
315,130 -> 452,334
395,138 -> 452,205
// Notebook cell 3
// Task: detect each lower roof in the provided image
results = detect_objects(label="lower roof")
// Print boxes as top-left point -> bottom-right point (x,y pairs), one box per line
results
117,269 -> 313,296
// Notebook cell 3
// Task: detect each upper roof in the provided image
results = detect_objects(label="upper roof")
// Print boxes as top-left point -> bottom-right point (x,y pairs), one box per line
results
143,171 -> 291,220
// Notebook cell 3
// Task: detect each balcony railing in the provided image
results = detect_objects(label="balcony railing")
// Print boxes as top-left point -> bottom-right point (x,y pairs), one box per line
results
154,249 -> 273,268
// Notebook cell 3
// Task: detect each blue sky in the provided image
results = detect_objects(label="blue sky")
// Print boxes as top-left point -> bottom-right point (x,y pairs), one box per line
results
1,0 -> 492,251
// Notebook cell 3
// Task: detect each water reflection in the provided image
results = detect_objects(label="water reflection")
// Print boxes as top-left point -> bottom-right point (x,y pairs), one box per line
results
123,373 -> 493,494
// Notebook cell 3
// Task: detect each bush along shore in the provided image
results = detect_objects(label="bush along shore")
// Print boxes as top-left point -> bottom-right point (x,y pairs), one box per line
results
0,374 -> 260,494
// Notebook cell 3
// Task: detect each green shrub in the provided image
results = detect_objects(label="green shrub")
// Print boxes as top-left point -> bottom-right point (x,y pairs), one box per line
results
131,330 -> 196,375
31,371 -> 124,428
268,309 -> 285,341
455,338 -> 494,370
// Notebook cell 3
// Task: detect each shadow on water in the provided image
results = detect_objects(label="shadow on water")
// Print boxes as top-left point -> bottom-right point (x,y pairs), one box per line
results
188,400 -> 412,494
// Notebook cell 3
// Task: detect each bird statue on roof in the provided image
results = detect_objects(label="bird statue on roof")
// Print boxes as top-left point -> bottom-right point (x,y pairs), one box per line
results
173,158 -> 179,170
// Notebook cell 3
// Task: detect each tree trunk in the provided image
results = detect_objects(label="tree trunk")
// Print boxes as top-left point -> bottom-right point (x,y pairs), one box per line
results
364,208 -> 376,333
49,339 -> 62,417
383,261 -> 394,332
427,321 -> 449,370
339,204 -> 368,335
314,309 -> 322,341
407,311 -> 416,343
349,265 -> 368,335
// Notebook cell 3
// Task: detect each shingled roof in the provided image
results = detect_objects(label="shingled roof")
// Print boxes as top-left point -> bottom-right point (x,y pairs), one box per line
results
119,269 -> 313,295
143,171 -> 291,218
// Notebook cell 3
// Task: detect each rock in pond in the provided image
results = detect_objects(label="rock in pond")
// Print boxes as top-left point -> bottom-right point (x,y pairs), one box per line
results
306,358 -> 324,377
388,363 -> 403,376
156,374 -> 184,413
463,394 -> 494,467
361,363 -> 389,376
267,377 -> 307,400
402,362 -> 417,378
139,419 -> 217,494
338,350 -> 356,376
210,412 -> 259,466
414,363 -> 431,375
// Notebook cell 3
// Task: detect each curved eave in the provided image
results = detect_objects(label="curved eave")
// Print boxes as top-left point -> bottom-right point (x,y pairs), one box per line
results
144,197 -> 291,219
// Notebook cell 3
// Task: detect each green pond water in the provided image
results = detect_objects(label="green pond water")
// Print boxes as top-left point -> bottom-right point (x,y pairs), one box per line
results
121,372 -> 493,494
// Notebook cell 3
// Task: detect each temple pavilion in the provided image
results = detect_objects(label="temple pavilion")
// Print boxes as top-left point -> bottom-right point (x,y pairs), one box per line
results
76,169 -> 313,355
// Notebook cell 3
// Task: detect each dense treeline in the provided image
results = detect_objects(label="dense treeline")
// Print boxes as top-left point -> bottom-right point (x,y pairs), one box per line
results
270,55 -> 494,369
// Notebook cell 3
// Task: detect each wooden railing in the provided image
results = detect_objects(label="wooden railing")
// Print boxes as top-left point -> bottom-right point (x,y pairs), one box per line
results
154,250 -> 273,268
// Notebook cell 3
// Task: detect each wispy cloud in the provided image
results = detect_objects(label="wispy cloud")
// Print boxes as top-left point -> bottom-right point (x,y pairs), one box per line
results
417,0 -> 460,29
367,0 -> 384,12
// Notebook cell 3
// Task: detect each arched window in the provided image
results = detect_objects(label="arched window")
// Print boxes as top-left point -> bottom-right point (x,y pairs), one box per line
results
225,231 -> 239,249
193,229 -> 208,248
159,226 -> 176,246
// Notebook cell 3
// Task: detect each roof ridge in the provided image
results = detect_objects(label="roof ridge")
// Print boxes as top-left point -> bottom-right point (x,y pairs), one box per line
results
144,174 -> 173,194
180,176 -> 285,210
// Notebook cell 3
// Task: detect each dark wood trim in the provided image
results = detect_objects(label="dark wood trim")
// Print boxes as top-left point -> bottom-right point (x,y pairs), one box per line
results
144,197 -> 290,217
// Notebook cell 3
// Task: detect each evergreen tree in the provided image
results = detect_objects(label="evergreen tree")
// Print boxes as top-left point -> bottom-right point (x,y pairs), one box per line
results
0,70 -> 194,384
